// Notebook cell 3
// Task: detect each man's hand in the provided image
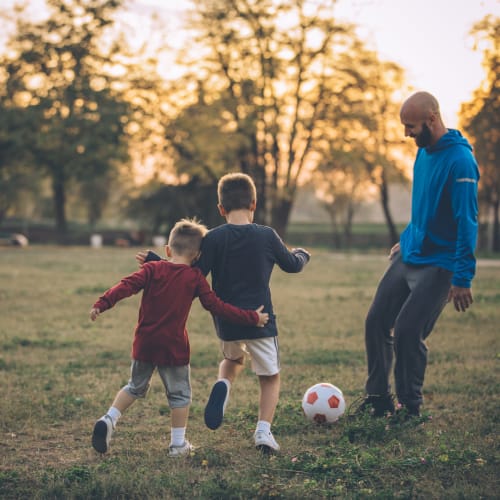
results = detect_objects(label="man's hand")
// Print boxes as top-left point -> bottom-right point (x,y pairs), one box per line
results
90,308 -> 101,321
135,251 -> 148,267
447,286 -> 473,312
389,242 -> 400,260
255,305 -> 269,327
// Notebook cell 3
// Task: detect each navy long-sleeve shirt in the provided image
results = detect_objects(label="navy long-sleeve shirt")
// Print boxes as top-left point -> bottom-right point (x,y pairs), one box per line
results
196,223 -> 309,341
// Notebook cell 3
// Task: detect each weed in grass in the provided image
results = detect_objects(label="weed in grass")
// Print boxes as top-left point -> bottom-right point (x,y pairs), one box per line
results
191,448 -> 232,468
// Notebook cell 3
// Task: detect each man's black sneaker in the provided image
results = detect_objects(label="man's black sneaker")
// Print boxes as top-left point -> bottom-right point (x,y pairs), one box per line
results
391,404 -> 421,423
404,404 -> 420,417
355,394 -> 395,417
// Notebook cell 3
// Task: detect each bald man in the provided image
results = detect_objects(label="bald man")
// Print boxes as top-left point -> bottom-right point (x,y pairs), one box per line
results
358,91 -> 480,418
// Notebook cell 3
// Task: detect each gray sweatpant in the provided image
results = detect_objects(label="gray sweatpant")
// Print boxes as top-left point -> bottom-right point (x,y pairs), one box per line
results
365,252 -> 452,408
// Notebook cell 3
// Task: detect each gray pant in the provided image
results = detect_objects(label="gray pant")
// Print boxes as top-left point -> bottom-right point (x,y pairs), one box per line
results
365,252 -> 452,408
123,360 -> 192,408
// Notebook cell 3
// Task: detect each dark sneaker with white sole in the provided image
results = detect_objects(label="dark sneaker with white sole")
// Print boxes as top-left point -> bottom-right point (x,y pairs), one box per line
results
92,415 -> 114,453
204,380 -> 229,430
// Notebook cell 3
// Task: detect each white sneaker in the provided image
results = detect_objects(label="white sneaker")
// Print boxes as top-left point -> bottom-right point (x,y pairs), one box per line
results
254,430 -> 280,453
92,415 -> 114,453
168,440 -> 194,458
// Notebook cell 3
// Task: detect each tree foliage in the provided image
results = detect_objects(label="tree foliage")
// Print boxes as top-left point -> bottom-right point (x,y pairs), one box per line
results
1,0 -> 131,235
0,0 -> 415,243
313,44 -> 411,246
460,15 -> 500,251
165,0 -> 403,236
0,104 -> 40,224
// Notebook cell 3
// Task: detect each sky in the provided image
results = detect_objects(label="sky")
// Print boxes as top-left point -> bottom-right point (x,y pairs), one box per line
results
332,0 -> 499,127
3,0 -> 499,127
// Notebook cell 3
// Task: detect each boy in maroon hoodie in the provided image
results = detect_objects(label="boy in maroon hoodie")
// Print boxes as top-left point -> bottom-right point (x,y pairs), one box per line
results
89,218 -> 268,457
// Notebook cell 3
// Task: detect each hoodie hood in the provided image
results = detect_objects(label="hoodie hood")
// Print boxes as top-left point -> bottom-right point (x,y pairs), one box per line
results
426,128 -> 473,153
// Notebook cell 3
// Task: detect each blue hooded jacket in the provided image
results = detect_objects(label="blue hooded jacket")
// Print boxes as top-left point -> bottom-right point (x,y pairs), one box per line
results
400,129 -> 479,288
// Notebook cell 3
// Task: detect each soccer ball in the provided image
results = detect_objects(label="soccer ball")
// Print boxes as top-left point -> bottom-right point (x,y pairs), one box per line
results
302,383 -> 346,423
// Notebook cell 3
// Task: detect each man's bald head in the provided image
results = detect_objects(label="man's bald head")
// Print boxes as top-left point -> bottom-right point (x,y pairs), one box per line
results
401,92 -> 441,121
400,92 -> 447,147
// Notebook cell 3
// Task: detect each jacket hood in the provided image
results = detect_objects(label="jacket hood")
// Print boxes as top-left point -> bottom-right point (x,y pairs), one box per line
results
426,129 -> 473,153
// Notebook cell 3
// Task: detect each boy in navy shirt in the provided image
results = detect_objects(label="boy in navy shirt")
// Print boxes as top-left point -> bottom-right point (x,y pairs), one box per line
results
140,173 -> 310,452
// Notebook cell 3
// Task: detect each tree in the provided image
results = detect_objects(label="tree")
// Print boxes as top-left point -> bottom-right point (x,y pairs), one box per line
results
313,142 -> 375,248
1,0 -> 131,236
347,53 -> 412,246
313,45 -> 411,246
172,0 -> 378,236
460,15 -> 500,252
0,102 -> 41,224
123,79 -> 245,233
127,176 -> 221,236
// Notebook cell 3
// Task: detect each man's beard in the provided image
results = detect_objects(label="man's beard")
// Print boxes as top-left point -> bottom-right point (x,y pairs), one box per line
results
415,122 -> 432,148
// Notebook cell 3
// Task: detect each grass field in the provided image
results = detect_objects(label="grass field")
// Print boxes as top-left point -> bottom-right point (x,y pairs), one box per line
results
0,246 -> 498,499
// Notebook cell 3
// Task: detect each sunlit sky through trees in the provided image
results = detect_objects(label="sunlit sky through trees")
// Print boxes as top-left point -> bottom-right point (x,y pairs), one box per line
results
126,0 -> 499,128
3,0 -> 498,128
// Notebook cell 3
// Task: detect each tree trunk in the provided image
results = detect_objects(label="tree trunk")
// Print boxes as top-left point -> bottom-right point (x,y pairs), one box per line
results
52,176 -> 67,237
239,131 -> 267,225
332,219 -> 342,249
325,208 -> 342,249
343,203 -> 355,248
271,196 -> 293,239
251,165 -> 267,225
378,174 -> 399,246
0,204 -> 7,226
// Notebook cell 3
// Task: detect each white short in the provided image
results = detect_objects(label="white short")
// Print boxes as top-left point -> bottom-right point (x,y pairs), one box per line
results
220,337 -> 280,376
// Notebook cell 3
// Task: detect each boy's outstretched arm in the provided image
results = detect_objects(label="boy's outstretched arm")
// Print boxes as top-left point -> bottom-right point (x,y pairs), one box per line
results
269,228 -> 311,273
90,266 -> 150,320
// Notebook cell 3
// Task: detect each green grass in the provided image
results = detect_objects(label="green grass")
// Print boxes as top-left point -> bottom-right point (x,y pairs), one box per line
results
0,247 -> 498,499
287,222 -> 408,235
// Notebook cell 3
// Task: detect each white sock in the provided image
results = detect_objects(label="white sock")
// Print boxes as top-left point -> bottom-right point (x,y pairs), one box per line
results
170,427 -> 186,447
256,420 -> 271,434
106,407 -> 121,427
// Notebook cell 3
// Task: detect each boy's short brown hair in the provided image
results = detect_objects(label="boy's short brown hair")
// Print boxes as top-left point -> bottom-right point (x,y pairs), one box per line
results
168,218 -> 207,258
217,173 -> 257,213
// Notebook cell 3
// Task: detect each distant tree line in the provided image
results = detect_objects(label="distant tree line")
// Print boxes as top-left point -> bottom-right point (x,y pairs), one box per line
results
0,1 -> 498,251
